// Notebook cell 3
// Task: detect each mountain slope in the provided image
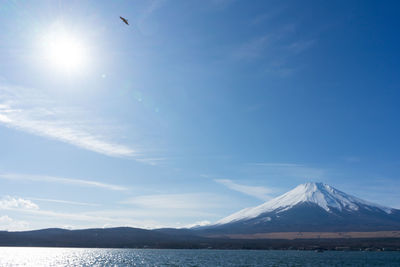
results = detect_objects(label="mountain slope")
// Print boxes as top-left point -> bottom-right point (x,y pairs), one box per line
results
199,182 -> 400,234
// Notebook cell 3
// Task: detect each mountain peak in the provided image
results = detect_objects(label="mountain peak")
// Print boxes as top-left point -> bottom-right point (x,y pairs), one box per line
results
298,181 -> 333,192
297,181 -> 327,192
217,182 -> 393,225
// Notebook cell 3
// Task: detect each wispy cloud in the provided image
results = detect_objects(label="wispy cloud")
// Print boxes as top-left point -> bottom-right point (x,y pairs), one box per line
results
233,35 -> 271,60
231,18 -> 316,78
1,207 -> 136,228
251,163 -> 303,167
232,23 -> 296,61
137,0 -> 166,35
0,84 -> 135,157
0,173 -> 128,191
0,198 -> 150,228
3,204 -> 215,230
28,197 -> 99,207
86,208 -> 217,221
0,196 -> 117,229
250,6 -> 288,25
0,192 -> 236,229
117,192 -> 243,224
286,39 -> 315,54
135,157 -> 168,166
120,193 -> 225,210
0,196 -> 39,210
215,179 -> 274,201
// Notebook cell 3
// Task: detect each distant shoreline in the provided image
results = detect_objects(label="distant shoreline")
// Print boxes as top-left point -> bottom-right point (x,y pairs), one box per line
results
212,231 -> 400,240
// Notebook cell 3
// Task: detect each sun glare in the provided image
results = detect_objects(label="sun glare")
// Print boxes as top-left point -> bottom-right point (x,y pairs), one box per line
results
42,28 -> 87,72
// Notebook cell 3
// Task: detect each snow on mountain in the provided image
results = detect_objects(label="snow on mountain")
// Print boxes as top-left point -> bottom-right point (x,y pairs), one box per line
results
217,182 -> 393,225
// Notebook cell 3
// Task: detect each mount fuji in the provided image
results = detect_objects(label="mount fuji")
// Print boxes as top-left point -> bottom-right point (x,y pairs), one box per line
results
1,182 -> 400,248
197,182 -> 400,235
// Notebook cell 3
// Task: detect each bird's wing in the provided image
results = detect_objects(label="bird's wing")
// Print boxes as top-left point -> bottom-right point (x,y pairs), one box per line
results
120,17 -> 129,25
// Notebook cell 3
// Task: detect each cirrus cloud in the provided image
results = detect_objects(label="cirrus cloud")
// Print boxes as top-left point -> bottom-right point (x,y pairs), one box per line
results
0,84 -> 135,158
215,179 -> 274,201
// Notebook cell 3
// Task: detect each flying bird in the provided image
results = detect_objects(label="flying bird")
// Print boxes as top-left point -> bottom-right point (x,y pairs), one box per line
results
120,16 -> 129,25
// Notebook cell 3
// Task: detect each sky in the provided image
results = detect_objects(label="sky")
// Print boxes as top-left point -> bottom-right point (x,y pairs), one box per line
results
0,0 -> 400,230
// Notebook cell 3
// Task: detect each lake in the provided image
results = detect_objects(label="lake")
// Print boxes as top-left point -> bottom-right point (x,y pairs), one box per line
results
0,247 -> 399,266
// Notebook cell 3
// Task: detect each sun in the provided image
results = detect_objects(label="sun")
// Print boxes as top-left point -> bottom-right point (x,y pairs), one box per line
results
42,28 -> 87,72
48,35 -> 84,70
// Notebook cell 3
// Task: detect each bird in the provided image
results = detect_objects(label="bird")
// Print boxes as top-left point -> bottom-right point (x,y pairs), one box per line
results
120,16 -> 129,25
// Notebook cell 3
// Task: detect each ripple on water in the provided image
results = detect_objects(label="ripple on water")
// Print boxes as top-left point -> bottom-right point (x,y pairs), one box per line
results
0,247 -> 399,267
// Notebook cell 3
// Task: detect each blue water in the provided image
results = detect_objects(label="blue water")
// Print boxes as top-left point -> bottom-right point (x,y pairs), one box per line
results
0,247 -> 399,266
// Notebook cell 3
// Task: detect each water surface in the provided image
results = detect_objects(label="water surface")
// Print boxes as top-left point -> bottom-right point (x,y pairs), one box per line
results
0,247 -> 399,266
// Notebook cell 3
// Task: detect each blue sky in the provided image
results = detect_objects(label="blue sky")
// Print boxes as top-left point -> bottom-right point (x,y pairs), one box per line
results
1,0 -> 400,230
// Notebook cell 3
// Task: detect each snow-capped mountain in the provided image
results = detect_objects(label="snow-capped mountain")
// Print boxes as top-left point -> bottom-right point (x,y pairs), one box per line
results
217,182 -> 392,224
198,182 -> 400,234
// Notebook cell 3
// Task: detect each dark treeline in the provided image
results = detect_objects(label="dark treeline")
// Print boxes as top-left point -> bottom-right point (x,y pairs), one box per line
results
1,227 -> 400,251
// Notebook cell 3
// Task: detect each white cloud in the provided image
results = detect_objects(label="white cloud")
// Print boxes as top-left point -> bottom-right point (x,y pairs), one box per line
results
0,84 -> 135,157
0,173 -> 128,191
3,206 -> 208,230
0,196 -> 39,210
0,215 -> 13,224
215,179 -> 274,201
0,215 -> 29,231
0,205 -> 143,228
0,193 -> 235,230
